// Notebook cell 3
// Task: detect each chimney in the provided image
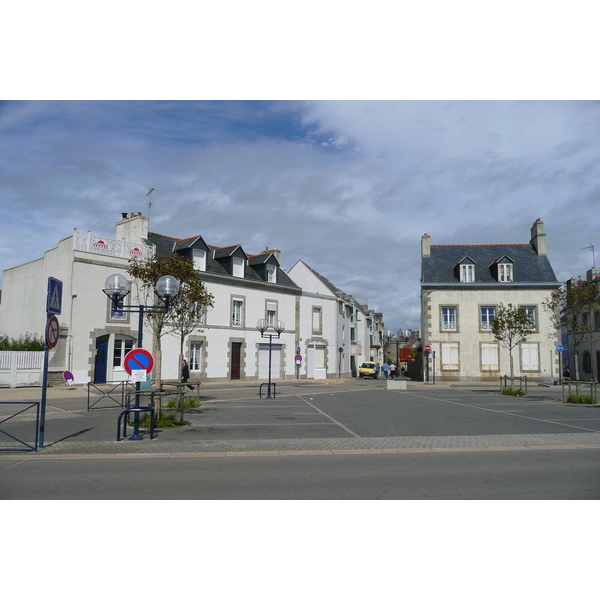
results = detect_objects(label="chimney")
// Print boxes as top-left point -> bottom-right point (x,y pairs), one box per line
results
421,234 -> 431,258
115,211 -> 149,246
530,218 -> 547,256
261,247 -> 282,264
586,268 -> 600,284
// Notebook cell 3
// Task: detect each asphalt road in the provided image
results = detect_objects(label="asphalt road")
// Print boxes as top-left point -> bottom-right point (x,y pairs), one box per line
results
1,380 -> 599,499
1,447 -> 598,499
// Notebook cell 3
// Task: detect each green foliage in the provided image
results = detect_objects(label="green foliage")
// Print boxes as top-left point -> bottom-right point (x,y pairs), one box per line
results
139,411 -> 182,428
501,387 -> 526,396
566,394 -> 597,405
165,397 -> 198,409
492,303 -> 535,379
0,333 -> 45,351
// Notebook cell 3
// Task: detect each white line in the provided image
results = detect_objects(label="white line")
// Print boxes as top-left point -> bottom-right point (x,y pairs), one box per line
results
297,395 -> 362,438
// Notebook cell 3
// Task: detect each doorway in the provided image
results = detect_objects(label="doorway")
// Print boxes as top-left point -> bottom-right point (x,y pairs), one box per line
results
231,342 -> 242,380
94,336 -> 109,383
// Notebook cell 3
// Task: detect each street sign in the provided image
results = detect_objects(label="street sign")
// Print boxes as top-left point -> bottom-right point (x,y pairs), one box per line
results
425,345 -> 431,352
46,277 -> 63,315
338,347 -> 344,353
123,349 -> 154,376
45,315 -> 60,349
556,345 -> 564,352
295,354 -> 302,363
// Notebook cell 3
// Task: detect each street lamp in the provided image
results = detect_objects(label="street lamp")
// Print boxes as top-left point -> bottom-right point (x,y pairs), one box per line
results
103,273 -> 180,440
257,318 -> 285,398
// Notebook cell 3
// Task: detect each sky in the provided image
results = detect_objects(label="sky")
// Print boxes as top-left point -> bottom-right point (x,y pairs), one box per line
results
1,99 -> 599,333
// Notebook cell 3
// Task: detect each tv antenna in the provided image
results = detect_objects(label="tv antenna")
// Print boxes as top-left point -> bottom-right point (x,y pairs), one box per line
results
146,188 -> 155,222
580,243 -> 596,268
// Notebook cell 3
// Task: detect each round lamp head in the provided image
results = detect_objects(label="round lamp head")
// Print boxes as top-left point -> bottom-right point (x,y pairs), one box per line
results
274,320 -> 285,334
104,274 -> 130,299
256,319 -> 268,333
156,275 -> 180,300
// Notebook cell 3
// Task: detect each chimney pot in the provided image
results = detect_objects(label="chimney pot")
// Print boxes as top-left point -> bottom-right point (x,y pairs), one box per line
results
121,212 -> 128,220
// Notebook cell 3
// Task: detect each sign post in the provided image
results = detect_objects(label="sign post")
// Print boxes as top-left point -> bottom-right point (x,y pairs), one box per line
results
123,349 -> 155,440
40,277 -> 63,448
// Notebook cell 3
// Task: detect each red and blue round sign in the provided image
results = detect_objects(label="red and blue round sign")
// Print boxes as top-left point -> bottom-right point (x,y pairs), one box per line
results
123,349 -> 154,375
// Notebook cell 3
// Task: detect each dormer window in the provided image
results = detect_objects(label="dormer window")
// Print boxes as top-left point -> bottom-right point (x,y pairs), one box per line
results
460,263 -> 474,282
232,257 -> 245,278
193,249 -> 206,272
499,262 -> 513,282
490,255 -> 514,283
266,264 -> 276,283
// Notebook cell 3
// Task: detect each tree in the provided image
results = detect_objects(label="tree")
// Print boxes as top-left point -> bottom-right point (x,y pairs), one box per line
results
128,255 -> 213,387
543,279 -> 600,384
491,303 -> 535,381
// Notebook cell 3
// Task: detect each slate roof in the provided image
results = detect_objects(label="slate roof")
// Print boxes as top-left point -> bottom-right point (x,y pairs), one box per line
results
147,232 -> 299,288
422,243 -> 558,284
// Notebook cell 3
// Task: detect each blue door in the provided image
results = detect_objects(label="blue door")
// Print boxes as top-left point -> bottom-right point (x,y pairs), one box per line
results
94,340 -> 109,383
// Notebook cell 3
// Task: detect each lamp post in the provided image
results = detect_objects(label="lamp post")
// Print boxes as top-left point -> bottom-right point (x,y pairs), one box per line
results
103,273 -> 180,440
257,318 -> 285,398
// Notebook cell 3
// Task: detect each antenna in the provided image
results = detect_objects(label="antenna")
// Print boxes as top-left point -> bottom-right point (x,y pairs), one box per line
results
580,243 -> 596,268
146,187 -> 155,222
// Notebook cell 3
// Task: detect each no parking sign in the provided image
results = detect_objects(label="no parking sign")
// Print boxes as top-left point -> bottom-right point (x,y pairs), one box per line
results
123,349 -> 154,375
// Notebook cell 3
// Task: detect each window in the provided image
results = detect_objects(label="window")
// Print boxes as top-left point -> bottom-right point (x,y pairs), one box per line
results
481,343 -> 499,371
193,249 -> 206,271
583,351 -> 592,373
521,343 -> 540,371
441,342 -> 459,370
190,342 -> 203,371
232,257 -> 245,278
312,306 -> 322,334
499,263 -> 513,282
480,307 -> 496,331
460,263 -> 475,283
113,336 -> 134,368
441,307 -> 457,331
521,306 -> 537,329
232,298 -> 244,327
266,264 -> 276,283
110,297 -> 127,320
266,301 -> 277,326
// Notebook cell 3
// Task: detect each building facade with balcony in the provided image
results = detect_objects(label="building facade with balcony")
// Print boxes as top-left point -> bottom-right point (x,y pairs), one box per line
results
420,219 -> 561,382
0,212 -> 302,385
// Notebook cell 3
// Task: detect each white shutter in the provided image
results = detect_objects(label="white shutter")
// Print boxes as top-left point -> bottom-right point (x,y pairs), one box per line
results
441,343 -> 459,370
258,345 -> 281,379
521,343 -> 539,371
481,343 -> 499,371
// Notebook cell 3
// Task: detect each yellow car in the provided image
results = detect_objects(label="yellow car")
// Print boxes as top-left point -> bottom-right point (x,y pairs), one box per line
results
358,361 -> 377,378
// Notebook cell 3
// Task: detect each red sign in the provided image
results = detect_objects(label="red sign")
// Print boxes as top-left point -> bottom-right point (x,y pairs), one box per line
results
425,345 -> 431,352
123,349 -> 154,375
46,315 -> 60,349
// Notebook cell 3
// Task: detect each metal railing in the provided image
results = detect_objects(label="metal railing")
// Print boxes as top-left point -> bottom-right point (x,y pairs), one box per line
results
561,380 -> 598,404
499,376 -> 528,395
0,401 -> 40,452
87,381 -> 135,411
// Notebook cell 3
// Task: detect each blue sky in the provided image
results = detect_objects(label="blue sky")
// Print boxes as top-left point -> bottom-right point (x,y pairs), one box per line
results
1,99 -> 599,333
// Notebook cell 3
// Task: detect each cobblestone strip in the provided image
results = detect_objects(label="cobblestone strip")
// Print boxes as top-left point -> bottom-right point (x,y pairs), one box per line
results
3,431 -> 599,457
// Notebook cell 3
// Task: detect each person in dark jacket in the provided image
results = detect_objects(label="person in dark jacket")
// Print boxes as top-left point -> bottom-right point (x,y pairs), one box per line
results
181,359 -> 194,390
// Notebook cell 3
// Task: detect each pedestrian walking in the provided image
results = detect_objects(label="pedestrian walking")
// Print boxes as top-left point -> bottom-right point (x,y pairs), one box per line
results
382,362 -> 389,379
375,363 -> 381,378
389,363 -> 397,380
181,359 -> 194,390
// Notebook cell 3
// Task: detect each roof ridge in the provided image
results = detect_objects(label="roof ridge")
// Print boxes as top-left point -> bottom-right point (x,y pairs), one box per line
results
431,243 -> 530,247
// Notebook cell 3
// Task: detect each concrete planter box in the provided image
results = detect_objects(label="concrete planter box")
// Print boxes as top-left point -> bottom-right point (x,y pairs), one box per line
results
387,379 -> 407,390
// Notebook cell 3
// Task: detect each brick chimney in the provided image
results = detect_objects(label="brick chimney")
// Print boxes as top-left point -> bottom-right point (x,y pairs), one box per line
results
115,211 -> 149,246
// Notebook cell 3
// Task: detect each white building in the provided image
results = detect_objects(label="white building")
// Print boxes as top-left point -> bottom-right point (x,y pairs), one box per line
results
0,212 -> 384,385
0,212 -> 301,385
420,219 -> 561,382
287,260 -> 384,378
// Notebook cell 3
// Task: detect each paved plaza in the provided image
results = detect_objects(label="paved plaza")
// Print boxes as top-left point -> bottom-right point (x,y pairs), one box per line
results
1,378 -> 600,458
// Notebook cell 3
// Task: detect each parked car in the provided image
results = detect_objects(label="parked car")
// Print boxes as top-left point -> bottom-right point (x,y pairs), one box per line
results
358,361 -> 377,378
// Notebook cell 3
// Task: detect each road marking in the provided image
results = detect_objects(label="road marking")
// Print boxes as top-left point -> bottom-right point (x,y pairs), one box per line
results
297,395 -> 362,438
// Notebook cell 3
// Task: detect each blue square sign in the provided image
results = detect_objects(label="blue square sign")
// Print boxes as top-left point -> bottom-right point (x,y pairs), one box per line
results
46,277 -> 63,315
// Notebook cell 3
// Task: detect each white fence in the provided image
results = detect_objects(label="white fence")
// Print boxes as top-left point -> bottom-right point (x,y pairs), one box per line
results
0,351 -> 45,388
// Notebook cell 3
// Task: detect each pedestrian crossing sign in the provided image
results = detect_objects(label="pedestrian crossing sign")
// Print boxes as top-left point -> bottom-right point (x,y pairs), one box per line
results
46,277 -> 63,315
